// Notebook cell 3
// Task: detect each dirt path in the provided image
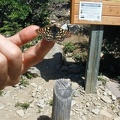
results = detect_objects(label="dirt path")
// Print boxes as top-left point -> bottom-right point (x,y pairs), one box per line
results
0,75 -> 120,120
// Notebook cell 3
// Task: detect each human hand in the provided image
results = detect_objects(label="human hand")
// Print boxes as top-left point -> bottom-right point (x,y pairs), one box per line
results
0,25 -> 55,89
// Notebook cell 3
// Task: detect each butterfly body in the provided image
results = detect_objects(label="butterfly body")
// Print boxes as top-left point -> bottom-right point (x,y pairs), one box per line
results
36,24 -> 71,41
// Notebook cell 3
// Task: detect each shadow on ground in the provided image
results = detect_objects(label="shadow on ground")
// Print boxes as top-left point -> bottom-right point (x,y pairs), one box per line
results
35,50 -> 120,89
37,115 -> 51,120
35,52 -> 85,88
35,53 -> 64,81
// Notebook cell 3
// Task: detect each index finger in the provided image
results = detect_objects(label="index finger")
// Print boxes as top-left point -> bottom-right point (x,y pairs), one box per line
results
8,25 -> 39,46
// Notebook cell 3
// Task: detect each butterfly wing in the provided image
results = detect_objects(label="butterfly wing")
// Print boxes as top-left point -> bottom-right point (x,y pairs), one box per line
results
36,27 -> 53,41
49,25 -> 63,41
36,24 -> 71,41
50,25 -> 71,41
57,28 -> 71,41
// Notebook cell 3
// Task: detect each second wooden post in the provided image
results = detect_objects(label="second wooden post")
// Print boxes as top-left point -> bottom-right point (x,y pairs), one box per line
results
85,25 -> 104,93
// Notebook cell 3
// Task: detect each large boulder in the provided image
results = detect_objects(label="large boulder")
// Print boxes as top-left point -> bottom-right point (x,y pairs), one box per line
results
35,43 -> 64,81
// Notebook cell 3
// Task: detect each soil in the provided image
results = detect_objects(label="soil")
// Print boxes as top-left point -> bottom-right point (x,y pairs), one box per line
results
0,34 -> 120,120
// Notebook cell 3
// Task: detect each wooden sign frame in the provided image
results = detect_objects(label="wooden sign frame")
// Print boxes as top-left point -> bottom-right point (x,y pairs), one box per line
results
70,0 -> 120,25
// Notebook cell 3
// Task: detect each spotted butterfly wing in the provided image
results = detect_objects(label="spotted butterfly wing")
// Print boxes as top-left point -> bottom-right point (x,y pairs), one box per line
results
36,24 -> 71,41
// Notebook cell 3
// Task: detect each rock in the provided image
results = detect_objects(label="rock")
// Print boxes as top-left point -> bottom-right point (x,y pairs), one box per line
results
93,102 -> 101,106
71,100 -> 77,107
100,107 -> 113,118
72,82 -> 79,90
81,115 -> 86,120
35,43 -> 63,80
73,90 -> 80,97
100,52 -> 104,57
37,85 -> 43,91
104,88 -> 111,96
82,109 -> 88,115
32,92 -> 36,97
0,103 -> 5,110
101,96 -> 112,103
37,99 -> 46,108
114,117 -> 120,120
4,91 -> 11,97
97,80 -> 102,86
66,53 -> 73,57
102,75 -> 110,82
92,108 -> 100,115
30,103 -> 34,108
86,102 -> 90,107
112,94 -> 117,101
117,112 -> 120,116
79,111 -> 84,116
16,110 -> 24,117
50,20 -> 56,24
106,81 -> 120,98
61,23 -> 69,30
50,14 -> 58,21
65,57 -> 75,65
108,91 -> 112,96
103,91 -> 108,96
30,83 -> 37,88
67,24 -> 81,35
28,67 -> 40,77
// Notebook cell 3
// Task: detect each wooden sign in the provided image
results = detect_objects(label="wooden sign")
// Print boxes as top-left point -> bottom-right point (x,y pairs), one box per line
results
70,0 -> 120,25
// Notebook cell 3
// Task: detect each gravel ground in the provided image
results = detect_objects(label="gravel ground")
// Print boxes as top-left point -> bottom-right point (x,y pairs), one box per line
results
0,75 -> 120,120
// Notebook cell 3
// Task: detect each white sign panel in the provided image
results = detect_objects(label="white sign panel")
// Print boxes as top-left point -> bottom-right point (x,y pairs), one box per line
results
79,2 -> 102,21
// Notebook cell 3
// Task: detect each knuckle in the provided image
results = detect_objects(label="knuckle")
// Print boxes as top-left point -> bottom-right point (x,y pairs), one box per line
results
0,54 -> 7,67
10,81 -> 19,86
8,47 -> 22,61
8,76 -> 20,86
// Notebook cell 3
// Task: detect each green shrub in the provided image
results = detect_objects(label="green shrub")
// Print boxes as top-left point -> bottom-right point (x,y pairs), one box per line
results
0,0 -> 51,35
117,76 -> 120,80
23,71 -> 37,79
73,51 -> 87,63
0,90 -> 3,96
15,102 -> 30,110
97,74 -> 107,85
49,0 -> 69,3
48,99 -> 53,106
19,79 -> 29,87
63,42 -> 76,54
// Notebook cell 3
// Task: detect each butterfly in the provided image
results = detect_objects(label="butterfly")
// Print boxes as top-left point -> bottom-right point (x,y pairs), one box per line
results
36,24 -> 71,41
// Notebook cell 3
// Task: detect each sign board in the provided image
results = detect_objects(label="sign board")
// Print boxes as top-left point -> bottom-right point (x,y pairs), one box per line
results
79,2 -> 102,21
70,0 -> 120,25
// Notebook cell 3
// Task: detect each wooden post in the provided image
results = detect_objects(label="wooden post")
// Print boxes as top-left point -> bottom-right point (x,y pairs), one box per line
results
85,25 -> 104,94
52,79 -> 72,120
